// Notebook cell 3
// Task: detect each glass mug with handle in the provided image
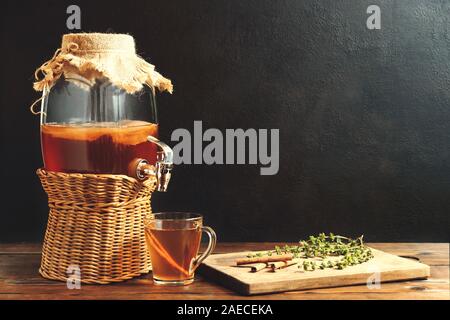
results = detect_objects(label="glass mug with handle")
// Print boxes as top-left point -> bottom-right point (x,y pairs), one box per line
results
145,212 -> 217,285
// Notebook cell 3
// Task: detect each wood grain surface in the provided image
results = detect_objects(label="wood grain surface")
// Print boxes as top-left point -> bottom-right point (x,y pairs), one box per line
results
0,243 -> 448,300
200,248 -> 431,295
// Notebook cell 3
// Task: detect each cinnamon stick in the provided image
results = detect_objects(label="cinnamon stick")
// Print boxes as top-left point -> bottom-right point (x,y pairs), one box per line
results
236,254 -> 293,266
235,263 -> 268,272
269,260 -> 298,271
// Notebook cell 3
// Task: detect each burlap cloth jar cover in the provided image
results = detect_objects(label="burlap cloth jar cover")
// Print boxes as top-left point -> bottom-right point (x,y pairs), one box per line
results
33,33 -> 172,284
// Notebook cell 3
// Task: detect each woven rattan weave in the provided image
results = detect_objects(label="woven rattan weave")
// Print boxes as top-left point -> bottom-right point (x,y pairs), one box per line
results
37,169 -> 156,284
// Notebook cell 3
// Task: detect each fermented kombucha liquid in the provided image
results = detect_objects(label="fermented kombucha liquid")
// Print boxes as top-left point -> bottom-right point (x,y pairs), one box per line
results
41,120 -> 158,174
145,227 -> 201,281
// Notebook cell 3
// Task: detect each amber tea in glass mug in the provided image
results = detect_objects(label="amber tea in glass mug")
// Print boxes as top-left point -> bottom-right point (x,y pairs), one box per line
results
145,212 -> 216,285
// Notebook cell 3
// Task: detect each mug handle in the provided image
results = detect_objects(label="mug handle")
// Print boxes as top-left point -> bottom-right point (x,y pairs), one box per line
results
191,226 -> 217,272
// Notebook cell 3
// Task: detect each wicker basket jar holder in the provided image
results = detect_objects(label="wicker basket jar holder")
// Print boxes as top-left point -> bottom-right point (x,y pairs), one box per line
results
37,169 -> 157,284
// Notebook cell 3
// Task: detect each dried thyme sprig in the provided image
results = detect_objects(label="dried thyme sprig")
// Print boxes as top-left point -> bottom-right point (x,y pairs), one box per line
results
246,233 -> 373,271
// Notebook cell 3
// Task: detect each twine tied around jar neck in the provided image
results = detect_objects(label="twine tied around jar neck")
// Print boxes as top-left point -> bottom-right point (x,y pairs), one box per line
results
30,42 -> 79,115
30,33 -> 173,115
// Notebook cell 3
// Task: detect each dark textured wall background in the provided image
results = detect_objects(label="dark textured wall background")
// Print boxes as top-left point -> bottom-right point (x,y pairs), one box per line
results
1,0 -> 449,242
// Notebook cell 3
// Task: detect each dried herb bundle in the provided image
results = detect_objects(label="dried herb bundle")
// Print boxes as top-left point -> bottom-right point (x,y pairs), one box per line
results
247,233 -> 374,271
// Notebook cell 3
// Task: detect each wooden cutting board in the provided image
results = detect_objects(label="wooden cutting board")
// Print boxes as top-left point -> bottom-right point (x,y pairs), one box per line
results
198,248 -> 430,295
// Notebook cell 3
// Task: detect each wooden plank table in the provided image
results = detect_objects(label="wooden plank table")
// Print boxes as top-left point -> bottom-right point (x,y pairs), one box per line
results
0,243 -> 448,300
